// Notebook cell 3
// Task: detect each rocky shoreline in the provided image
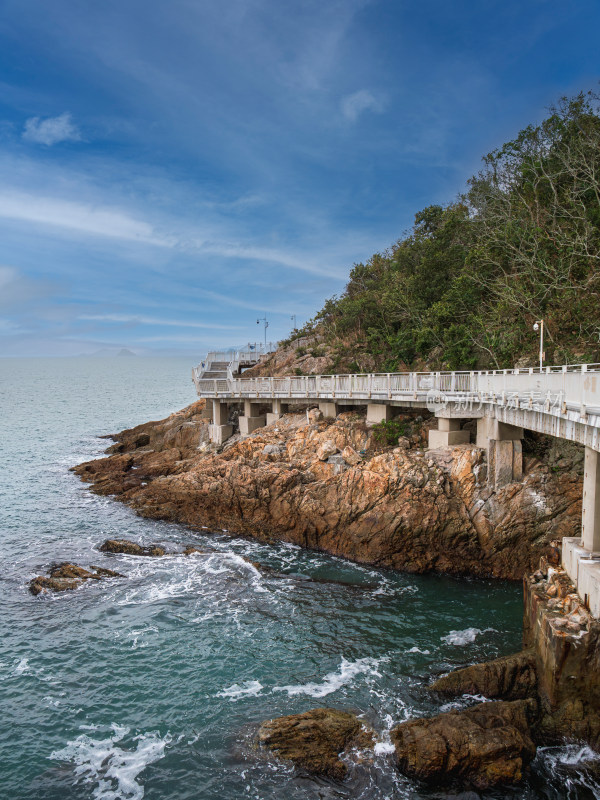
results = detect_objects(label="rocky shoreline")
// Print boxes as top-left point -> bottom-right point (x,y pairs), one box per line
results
73,399 -> 582,581
67,400 -> 599,790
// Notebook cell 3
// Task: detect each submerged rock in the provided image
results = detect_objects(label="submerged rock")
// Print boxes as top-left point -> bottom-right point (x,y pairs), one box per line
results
99,539 -> 166,557
391,699 -> 537,789
257,707 -> 374,779
430,649 -> 537,701
29,562 -> 123,596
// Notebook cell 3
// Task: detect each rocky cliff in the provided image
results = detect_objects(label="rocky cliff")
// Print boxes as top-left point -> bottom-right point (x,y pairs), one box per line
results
73,400 -> 582,581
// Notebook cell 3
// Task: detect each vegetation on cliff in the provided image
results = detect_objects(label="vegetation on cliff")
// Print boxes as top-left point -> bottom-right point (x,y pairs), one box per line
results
286,92 -> 600,373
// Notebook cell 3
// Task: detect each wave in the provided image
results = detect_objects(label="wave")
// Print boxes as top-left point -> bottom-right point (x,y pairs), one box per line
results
217,680 -> 264,700
441,627 -> 497,646
273,656 -> 386,698
49,723 -> 170,800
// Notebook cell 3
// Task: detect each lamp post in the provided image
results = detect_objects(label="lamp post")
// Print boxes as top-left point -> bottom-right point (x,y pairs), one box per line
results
533,320 -> 544,371
257,315 -> 269,349
290,314 -> 297,331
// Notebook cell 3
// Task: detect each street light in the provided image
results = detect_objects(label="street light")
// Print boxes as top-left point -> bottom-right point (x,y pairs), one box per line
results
290,314 -> 297,331
256,315 -> 269,349
533,320 -> 544,371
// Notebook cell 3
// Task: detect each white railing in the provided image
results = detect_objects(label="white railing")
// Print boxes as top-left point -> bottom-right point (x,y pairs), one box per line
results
192,342 -> 277,385
193,362 -> 600,424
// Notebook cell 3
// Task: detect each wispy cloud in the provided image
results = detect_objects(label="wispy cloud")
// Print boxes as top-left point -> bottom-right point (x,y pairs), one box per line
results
0,191 -> 167,245
22,112 -> 81,145
341,89 -> 383,122
78,313 -> 243,330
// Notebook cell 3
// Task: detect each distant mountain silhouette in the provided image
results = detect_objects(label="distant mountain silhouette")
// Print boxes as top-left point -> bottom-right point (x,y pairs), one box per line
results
88,348 -> 137,357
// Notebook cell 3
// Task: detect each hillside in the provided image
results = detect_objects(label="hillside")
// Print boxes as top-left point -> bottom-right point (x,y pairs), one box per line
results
250,92 -> 600,378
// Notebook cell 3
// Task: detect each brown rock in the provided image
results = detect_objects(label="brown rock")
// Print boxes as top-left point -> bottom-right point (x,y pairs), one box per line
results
391,700 -> 537,789
29,562 -> 124,595
258,707 -> 374,779
342,446 -> 362,466
316,440 -> 338,461
74,408 -> 583,581
430,650 -> 537,701
99,539 -> 166,557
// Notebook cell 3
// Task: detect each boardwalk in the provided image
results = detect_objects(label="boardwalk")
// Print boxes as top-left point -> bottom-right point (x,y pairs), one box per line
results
192,354 -> 600,614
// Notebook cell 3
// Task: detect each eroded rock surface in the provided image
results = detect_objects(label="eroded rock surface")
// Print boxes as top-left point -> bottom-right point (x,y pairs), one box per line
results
257,707 -> 374,779
29,563 -> 123,595
430,649 -> 537,701
99,539 -> 166,557
73,402 -> 583,580
391,699 -> 537,789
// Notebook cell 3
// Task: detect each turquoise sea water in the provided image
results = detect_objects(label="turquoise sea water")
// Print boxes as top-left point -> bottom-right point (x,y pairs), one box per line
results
1,357 -> 599,799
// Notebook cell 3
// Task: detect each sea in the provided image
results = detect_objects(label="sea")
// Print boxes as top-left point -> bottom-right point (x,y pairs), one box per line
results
1,357 -> 599,800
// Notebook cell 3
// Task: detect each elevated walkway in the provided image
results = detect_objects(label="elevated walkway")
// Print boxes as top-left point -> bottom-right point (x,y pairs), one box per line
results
192,360 -> 600,615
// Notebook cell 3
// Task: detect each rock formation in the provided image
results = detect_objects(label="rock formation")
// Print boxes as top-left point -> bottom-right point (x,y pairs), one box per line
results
391,699 -> 537,789
29,563 -> 123,595
257,707 -> 373,779
99,539 -> 166,557
73,402 -> 583,581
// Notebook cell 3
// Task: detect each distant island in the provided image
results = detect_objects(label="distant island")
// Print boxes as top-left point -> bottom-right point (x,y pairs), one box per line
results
86,348 -> 137,358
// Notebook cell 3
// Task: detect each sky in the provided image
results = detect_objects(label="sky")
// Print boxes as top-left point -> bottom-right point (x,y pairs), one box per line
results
0,0 -> 598,357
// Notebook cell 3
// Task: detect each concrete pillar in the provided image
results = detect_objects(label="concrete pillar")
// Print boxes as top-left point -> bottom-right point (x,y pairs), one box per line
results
244,400 -> 261,417
239,398 -> 266,435
428,417 -> 469,448
319,401 -> 338,418
476,418 -> 523,448
239,415 -> 266,434
208,423 -> 233,444
212,400 -> 229,426
582,447 -> 600,552
479,417 -> 524,490
267,399 -> 288,425
367,403 -> 392,424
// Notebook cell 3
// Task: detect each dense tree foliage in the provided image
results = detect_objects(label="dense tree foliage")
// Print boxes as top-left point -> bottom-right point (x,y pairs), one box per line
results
303,92 -> 600,372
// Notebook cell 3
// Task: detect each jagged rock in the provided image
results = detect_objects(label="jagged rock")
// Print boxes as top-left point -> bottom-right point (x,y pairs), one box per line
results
317,440 -> 338,461
342,446 -> 362,465
308,408 -> 323,423
99,539 -> 166,557
182,546 -> 207,555
262,444 -> 283,455
391,700 -> 537,789
430,650 -> 537,700
258,707 -> 374,779
74,409 -> 583,581
29,562 -> 123,596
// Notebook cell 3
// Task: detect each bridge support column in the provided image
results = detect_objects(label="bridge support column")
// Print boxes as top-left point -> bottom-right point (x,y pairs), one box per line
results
208,400 -> 233,444
428,417 -> 469,449
582,447 -> 600,552
266,399 -> 288,425
319,401 -> 338,418
239,399 -> 266,435
478,418 -> 523,489
367,403 -> 392,424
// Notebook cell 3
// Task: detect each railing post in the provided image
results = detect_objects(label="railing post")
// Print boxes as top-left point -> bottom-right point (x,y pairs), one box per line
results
387,372 -> 391,399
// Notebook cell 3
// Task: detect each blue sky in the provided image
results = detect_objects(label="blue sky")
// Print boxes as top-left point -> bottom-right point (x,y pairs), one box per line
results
0,0 -> 598,356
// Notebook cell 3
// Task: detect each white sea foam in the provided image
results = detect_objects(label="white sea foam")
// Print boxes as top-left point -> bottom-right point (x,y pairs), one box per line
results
374,741 -> 396,755
441,627 -> 497,645
407,646 -> 430,654
217,680 -> 264,700
49,724 -> 170,800
273,657 -> 386,698
14,657 -> 30,674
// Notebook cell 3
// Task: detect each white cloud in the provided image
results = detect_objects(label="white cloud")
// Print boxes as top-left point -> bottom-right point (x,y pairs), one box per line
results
341,89 -> 382,122
23,112 -> 81,146
0,191 -> 167,246
78,313 -> 243,330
